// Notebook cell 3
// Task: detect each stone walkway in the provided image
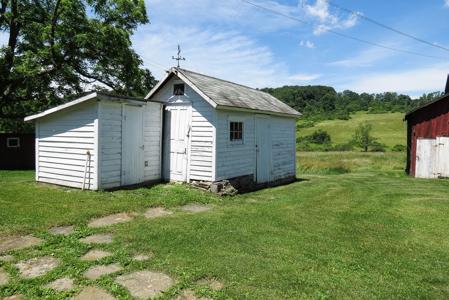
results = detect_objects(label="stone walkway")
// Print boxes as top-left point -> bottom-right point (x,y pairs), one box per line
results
15,256 -> 60,279
0,203 -> 222,299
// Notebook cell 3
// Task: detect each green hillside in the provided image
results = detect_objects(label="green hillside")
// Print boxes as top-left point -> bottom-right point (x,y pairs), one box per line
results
298,112 -> 406,149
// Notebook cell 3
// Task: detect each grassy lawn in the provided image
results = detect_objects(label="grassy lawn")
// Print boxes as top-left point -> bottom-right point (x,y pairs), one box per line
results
298,112 -> 406,148
2,152 -> 449,299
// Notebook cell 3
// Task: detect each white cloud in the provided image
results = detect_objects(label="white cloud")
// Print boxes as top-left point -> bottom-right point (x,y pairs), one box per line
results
300,0 -> 359,35
133,25 -> 306,88
289,73 -> 321,81
300,40 -> 315,48
345,64 -> 449,94
445,0 -> 449,7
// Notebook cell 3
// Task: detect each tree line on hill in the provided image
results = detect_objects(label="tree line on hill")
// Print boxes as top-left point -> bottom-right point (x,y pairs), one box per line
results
262,85 -> 443,120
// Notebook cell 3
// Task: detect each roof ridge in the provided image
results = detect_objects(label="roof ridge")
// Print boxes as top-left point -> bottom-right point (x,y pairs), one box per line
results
176,68 -> 271,95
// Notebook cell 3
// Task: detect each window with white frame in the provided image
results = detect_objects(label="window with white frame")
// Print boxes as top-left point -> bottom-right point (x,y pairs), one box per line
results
6,137 -> 20,148
229,121 -> 243,143
173,83 -> 185,96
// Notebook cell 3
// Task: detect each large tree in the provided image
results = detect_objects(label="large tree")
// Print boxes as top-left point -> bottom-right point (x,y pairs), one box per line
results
0,0 -> 155,132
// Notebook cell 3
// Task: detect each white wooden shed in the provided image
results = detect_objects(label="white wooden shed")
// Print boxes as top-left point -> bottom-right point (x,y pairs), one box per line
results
25,68 -> 301,191
146,68 -> 301,187
25,92 -> 163,190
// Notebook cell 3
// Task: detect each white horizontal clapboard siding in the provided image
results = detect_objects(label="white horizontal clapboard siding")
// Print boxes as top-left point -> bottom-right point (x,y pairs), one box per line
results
270,117 -> 296,180
215,111 -> 255,181
36,101 -> 97,189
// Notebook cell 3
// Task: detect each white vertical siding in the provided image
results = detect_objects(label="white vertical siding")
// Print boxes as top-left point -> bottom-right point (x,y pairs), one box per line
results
143,102 -> 163,181
215,111 -> 256,180
152,76 -> 215,182
36,101 -> 97,189
99,101 -> 122,189
270,117 -> 296,180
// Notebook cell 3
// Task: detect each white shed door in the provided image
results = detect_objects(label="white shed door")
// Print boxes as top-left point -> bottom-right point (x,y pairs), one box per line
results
163,105 -> 190,181
415,139 -> 437,179
255,116 -> 272,183
437,137 -> 449,178
121,105 -> 144,186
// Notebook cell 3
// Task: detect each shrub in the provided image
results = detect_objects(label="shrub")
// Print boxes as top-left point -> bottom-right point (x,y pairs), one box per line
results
370,141 -> 386,152
392,144 -> 406,152
332,142 -> 354,151
297,120 -> 315,129
306,129 -> 331,145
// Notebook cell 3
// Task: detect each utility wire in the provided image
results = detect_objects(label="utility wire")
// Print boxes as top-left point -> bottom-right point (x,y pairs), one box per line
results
240,0 -> 449,60
328,0 -> 449,53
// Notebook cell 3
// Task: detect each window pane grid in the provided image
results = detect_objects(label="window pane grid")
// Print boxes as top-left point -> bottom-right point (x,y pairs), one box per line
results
229,122 -> 243,142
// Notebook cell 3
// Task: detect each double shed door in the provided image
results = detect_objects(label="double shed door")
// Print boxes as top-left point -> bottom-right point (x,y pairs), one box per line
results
415,137 -> 449,178
163,105 -> 191,182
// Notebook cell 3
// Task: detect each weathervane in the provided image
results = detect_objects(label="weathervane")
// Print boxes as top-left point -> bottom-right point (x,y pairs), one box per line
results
172,44 -> 186,68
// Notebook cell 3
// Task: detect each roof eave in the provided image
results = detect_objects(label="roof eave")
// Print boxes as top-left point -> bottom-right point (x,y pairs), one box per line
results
216,104 -> 302,118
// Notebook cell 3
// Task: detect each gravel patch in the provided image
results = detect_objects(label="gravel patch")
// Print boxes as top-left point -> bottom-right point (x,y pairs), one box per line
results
72,286 -> 115,300
84,263 -> 122,280
88,213 -> 134,228
0,235 -> 43,253
15,256 -> 60,279
45,277 -> 75,291
180,204 -> 212,213
115,270 -> 175,299
80,233 -> 113,245
144,207 -> 173,219
49,225 -> 75,236
81,249 -> 112,261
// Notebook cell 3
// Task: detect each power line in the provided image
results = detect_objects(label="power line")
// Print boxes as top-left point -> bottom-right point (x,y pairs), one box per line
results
240,0 -> 449,60
328,0 -> 449,53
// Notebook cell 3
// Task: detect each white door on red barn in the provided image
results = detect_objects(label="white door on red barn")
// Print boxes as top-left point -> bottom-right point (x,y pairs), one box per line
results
255,115 -> 272,183
121,105 -> 144,185
163,105 -> 190,181
415,139 -> 437,179
436,137 -> 449,177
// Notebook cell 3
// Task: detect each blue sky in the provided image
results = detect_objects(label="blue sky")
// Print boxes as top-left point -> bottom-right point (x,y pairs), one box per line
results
132,0 -> 449,97
1,0 -> 448,97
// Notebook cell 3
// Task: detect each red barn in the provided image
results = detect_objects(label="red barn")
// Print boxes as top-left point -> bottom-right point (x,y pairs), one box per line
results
405,77 -> 449,178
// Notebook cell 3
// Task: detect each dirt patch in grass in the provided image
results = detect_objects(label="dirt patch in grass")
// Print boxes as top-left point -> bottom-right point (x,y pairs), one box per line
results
15,256 -> 59,279
80,233 -> 113,244
48,225 -> 75,236
0,235 -> 42,253
88,213 -> 134,228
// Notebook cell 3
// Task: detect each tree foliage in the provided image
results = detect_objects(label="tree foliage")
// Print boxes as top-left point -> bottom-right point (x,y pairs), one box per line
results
0,0 -> 155,132
352,123 -> 377,152
262,86 -> 444,120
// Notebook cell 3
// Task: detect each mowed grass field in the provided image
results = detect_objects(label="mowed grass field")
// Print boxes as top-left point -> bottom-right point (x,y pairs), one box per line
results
298,112 -> 406,148
2,152 -> 449,299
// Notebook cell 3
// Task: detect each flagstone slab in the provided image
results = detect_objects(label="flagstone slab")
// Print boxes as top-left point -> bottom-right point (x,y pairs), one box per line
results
72,286 -> 115,300
196,278 -> 224,291
180,204 -> 212,213
15,256 -> 60,279
81,249 -> 112,261
49,225 -> 75,236
144,207 -> 173,219
0,267 -> 9,286
45,277 -> 75,291
173,290 -> 212,300
80,233 -> 113,245
3,295 -> 24,300
115,270 -> 175,300
0,235 -> 43,253
133,254 -> 153,261
88,213 -> 134,228
84,263 -> 122,280
0,255 -> 14,262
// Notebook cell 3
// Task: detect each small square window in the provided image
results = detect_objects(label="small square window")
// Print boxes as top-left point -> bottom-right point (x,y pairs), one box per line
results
7,137 -> 20,148
173,83 -> 185,96
229,121 -> 243,142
